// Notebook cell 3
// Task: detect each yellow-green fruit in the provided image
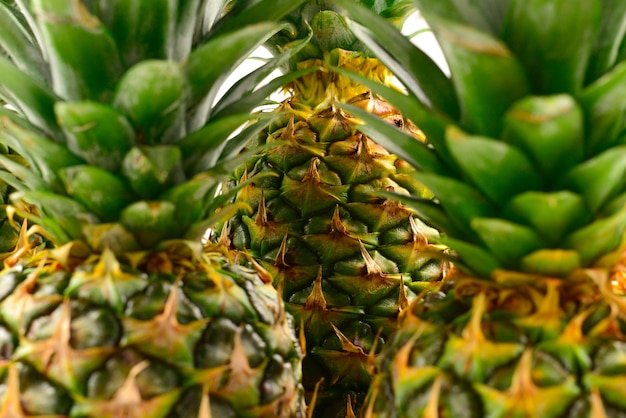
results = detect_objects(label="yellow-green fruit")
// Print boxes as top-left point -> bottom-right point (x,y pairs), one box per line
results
228,49 -> 445,416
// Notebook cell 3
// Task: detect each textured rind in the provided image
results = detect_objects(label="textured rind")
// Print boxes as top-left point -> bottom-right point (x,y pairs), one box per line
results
365,269 -> 626,417
227,51 -> 446,415
0,248 -> 305,417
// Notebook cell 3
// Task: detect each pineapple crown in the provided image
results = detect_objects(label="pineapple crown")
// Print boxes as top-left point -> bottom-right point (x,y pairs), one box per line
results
335,0 -> 626,279
0,0 -> 308,253
253,0 -> 415,67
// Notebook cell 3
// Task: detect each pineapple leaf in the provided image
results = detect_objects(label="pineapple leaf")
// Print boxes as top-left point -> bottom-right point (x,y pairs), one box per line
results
445,127 -> 543,205
500,0 -> 601,94
55,101 -> 136,173
32,0 -> 123,101
211,31 -> 313,118
428,15 -> 531,137
17,189 -> 98,242
579,61 -> 626,154
212,66 -> 318,119
0,117 -> 85,192
209,0 -> 307,39
502,94 -> 585,182
558,145 -> 626,213
441,236 -> 501,277
172,0 -> 202,60
521,249 -> 581,277
96,0 -> 177,67
413,0 -> 511,35
59,166 -> 135,222
0,153 -> 45,191
585,0 -> 626,83
119,201 -> 180,248
0,1 -> 48,83
113,60 -> 187,145
202,0 -> 230,33
564,204 -> 626,266
162,178 -> 217,231
340,103 -> 445,175
337,0 -> 459,118
412,171 -> 496,239
122,146 -> 185,200
185,22 -> 285,128
0,56 -> 59,136
470,218 -> 545,268
502,191 -> 591,247
180,113 -> 255,172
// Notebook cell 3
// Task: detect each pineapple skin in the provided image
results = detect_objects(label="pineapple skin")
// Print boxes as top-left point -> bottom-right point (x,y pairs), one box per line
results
228,50 -> 446,415
0,0 -> 310,416
0,245 -> 305,417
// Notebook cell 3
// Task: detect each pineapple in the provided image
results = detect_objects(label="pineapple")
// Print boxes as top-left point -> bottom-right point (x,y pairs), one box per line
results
225,1 -> 446,415
0,0 -> 309,416
336,0 -> 626,416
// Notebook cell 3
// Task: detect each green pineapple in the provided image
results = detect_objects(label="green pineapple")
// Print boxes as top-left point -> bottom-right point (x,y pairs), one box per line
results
225,1 -> 447,415
0,0 -> 309,416
335,0 -> 626,416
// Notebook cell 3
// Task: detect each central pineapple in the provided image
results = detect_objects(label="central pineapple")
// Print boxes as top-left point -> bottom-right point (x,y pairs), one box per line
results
225,1 -> 446,415
0,0 -> 308,416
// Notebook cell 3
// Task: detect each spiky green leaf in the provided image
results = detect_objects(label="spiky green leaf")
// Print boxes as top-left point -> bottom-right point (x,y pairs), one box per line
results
55,101 -> 136,173
32,0 -> 123,101
502,191 -> 591,247
446,127 -> 543,205
501,0 -> 601,94
502,94 -> 584,182
429,16 -> 531,137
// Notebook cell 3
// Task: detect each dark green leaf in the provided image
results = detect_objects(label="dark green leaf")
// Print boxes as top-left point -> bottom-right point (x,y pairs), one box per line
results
564,205 -> 626,266
0,56 -> 59,136
185,22 -> 284,129
502,191 -> 591,247
429,16 -> 531,137
579,61 -> 626,154
340,1 -> 459,117
470,218 -> 544,268
445,127 -> 543,205
502,94 -> 584,182
212,67 -> 317,119
412,171 -> 496,238
413,0 -> 511,35
55,101 -> 136,173
122,146 -> 185,200
17,189 -> 98,243
0,1 -> 48,83
32,0 -> 123,101
558,145 -> 626,213
120,201 -> 181,248
501,0 -> 601,94
59,165 -> 135,222
0,117 -> 84,192
97,0 -> 177,67
210,0 -> 306,39
113,60 -> 188,145
585,0 -> 626,83
441,236 -> 501,277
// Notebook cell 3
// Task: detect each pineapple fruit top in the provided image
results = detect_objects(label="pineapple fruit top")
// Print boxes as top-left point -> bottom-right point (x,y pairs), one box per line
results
0,0 -> 310,253
336,0 -> 626,416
